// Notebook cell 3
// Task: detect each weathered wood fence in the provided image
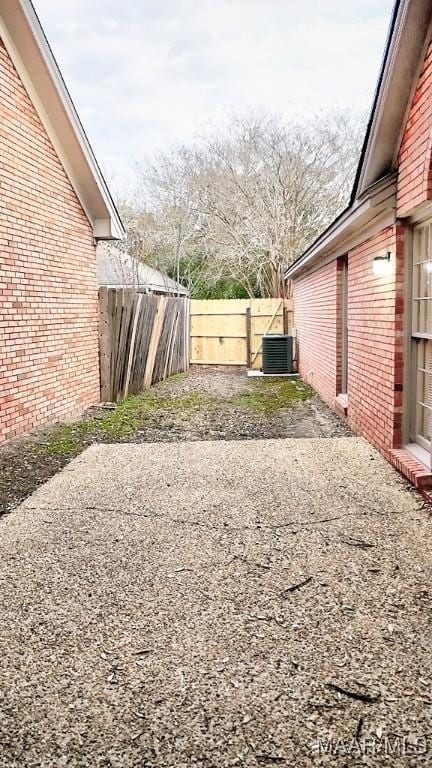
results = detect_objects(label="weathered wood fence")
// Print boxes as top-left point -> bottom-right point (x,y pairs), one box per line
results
99,288 -> 190,402
190,298 -> 294,369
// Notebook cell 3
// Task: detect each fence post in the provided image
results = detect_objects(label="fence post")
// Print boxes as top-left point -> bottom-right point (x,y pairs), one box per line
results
245,307 -> 252,369
283,304 -> 289,335
186,298 -> 191,370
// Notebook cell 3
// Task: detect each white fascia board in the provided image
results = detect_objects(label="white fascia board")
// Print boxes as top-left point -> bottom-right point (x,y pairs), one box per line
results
0,0 -> 124,240
94,219 -> 124,240
290,210 -> 396,282
286,177 -> 396,280
285,200 -> 370,280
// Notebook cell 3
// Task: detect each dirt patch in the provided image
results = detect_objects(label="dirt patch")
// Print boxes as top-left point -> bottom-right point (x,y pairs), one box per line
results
107,367 -> 350,444
0,368 -> 349,516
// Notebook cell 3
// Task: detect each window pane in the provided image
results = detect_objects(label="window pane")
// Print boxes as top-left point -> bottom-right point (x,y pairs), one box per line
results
416,339 -> 432,445
414,229 -> 423,265
413,298 -> 419,334
413,224 -> 432,334
413,264 -> 421,297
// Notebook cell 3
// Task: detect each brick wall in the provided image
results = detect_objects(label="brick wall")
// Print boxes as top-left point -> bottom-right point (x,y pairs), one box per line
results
397,31 -> 432,214
290,26 -> 432,466
293,260 -> 341,408
0,38 -> 100,443
293,226 -> 404,457
347,225 -> 405,456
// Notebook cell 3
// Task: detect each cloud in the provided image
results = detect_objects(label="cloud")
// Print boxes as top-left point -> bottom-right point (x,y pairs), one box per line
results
33,0 -> 394,191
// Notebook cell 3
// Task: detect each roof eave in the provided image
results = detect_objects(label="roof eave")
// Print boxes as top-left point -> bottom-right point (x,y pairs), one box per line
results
285,174 -> 397,280
0,0 -> 125,240
354,0 -> 431,198
287,0 -> 432,281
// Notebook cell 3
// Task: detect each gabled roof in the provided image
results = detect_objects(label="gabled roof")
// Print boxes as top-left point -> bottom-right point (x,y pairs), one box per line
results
0,0 -> 124,240
286,0 -> 431,280
97,244 -> 189,296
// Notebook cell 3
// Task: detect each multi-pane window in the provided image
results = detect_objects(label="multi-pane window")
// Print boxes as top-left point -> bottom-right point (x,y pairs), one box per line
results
412,223 -> 432,335
413,222 -> 432,451
415,337 -> 432,447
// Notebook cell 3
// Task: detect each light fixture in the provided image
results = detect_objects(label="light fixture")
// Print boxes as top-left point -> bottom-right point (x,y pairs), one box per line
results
373,251 -> 392,276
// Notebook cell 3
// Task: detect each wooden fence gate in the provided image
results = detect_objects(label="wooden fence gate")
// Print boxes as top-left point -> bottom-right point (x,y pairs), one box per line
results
99,288 -> 190,402
190,298 -> 293,369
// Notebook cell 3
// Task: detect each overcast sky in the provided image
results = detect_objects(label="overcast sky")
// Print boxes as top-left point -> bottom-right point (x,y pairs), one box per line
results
34,0 -> 394,192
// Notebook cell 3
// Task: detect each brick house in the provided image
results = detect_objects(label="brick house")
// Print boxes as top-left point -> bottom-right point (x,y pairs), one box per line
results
286,0 -> 432,494
0,1 -> 124,443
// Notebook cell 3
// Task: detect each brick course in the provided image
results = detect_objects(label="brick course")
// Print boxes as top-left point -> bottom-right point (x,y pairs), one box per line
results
346,225 -> 405,457
293,226 -> 405,460
0,38 -> 100,442
397,31 -> 432,213
293,260 -> 340,408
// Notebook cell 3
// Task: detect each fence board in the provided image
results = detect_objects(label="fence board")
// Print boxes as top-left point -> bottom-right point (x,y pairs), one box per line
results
190,297 -> 293,368
98,289 -> 190,402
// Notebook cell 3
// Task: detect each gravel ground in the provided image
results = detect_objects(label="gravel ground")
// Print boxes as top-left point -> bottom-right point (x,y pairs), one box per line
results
0,369 -> 349,516
129,368 -> 350,443
1,437 -> 431,767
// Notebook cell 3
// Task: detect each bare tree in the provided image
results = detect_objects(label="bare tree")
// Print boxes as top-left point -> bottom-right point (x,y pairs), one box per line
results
124,109 -> 364,298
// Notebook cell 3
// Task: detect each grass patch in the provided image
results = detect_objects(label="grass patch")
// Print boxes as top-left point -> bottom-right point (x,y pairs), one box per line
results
33,390 -> 216,456
31,377 -> 312,457
0,470 -> 12,490
232,378 -> 312,413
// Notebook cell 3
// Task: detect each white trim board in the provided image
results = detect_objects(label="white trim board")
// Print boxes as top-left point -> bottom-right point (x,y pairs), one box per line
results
247,370 -> 299,378
292,210 -> 396,283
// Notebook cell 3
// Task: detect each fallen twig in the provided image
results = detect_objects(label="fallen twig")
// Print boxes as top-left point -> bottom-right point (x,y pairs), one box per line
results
341,536 -> 376,550
327,683 -> 380,703
269,514 -> 348,530
280,576 -> 312,597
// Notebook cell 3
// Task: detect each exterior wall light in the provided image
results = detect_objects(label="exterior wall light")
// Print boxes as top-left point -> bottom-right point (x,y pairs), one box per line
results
373,251 -> 392,276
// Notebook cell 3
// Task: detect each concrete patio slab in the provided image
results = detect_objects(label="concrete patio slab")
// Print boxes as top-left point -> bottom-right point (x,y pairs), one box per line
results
0,437 -> 431,766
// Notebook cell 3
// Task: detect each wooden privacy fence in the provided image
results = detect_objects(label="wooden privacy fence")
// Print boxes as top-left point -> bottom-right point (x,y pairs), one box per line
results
99,288 -> 190,402
190,298 -> 294,369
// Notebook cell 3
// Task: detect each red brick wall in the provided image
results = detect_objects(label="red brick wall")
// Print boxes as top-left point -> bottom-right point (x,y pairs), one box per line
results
0,39 -> 100,443
347,225 -> 405,456
293,260 -> 340,408
397,31 -> 432,214
293,225 -> 405,457
291,28 -> 432,462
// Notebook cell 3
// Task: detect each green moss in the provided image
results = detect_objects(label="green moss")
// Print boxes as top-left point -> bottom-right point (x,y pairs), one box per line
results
33,389 -> 217,456
155,393 -> 215,412
31,375 -> 312,459
232,378 -> 312,413
0,470 -> 12,490
163,372 -> 187,383
33,421 -> 93,456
